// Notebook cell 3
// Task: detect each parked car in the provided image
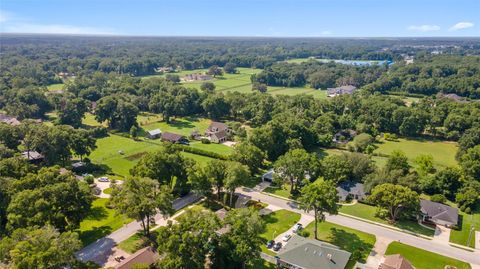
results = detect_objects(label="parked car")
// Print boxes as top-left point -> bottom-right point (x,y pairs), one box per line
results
266,240 -> 275,249
272,242 -> 282,251
293,223 -> 303,233
282,233 -> 292,242
97,177 -> 109,182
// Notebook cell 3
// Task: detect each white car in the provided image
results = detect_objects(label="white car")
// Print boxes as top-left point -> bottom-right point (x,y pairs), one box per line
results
282,234 -> 292,242
97,177 -> 109,182
292,223 -> 303,233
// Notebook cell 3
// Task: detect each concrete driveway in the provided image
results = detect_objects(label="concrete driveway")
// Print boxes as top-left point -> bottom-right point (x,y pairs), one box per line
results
432,225 -> 451,244
93,178 -> 123,198
272,214 -> 314,252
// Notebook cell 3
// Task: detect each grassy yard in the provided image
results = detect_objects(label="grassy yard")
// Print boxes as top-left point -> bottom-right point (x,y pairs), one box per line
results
385,241 -> 471,269
47,83 -> 65,91
259,210 -> 301,255
303,221 -> 376,266
250,260 -> 276,269
140,116 -> 211,137
78,198 -> 132,246
264,184 -> 293,199
374,138 -> 458,168
339,203 -> 435,237
449,209 -> 480,247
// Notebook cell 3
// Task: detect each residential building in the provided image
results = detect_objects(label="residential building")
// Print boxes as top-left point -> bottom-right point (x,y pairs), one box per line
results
0,114 -> 21,126
205,121 -> 231,143
21,150 -> 44,163
183,73 -> 212,81
327,85 -> 357,97
379,254 -> 414,269
420,199 -> 459,227
115,247 -> 159,269
161,132 -> 189,144
262,169 -> 275,182
276,234 -> 351,269
337,181 -> 366,202
146,129 -> 162,139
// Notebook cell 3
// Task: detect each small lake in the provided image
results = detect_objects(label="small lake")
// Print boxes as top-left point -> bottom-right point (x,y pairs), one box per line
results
316,58 -> 393,66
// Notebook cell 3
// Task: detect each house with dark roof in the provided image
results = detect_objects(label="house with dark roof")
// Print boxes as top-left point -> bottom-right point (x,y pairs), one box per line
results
327,85 -> 357,97
161,132 -> 189,144
420,199 -> 458,227
262,169 -> 275,182
276,235 -> 351,269
146,129 -> 161,139
205,121 -> 231,143
337,181 -> 366,202
21,150 -> 44,163
379,254 -> 414,269
115,247 -> 159,269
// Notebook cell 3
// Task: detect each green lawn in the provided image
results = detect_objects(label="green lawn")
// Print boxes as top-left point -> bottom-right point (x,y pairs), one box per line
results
190,141 -> 234,155
140,116 -> 211,137
259,210 -> 301,255
449,209 -> 480,247
374,138 -> 458,168
250,260 -> 276,269
303,221 -> 376,265
339,203 -> 435,236
103,187 -> 112,195
264,184 -> 293,199
47,83 -> 65,91
78,198 -> 132,246
82,113 -> 106,127
385,242 -> 471,269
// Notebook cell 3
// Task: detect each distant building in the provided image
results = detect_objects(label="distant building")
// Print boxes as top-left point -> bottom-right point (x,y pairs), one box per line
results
420,199 -> 458,227
183,73 -> 212,81
205,122 -> 231,143
22,150 -> 44,163
379,254 -> 414,269
262,169 -> 275,182
276,234 -> 351,269
437,93 -> 465,102
115,247 -> 159,269
161,132 -> 189,144
0,114 -> 21,126
146,129 -> 162,139
156,66 -> 175,73
337,181 -> 366,202
333,129 -> 357,143
327,85 -> 357,97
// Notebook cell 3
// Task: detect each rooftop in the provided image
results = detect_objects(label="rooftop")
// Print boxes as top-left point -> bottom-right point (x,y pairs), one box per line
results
420,199 -> 458,225
380,254 -> 414,269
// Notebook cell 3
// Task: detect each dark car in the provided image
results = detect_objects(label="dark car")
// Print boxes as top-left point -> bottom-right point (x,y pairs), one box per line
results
266,240 -> 275,249
272,242 -> 282,251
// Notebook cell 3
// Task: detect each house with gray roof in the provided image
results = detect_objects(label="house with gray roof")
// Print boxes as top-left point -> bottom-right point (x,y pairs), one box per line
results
327,85 -> 357,97
205,121 -> 231,143
276,235 -> 351,269
161,132 -> 189,144
420,199 -> 458,227
337,181 -> 366,202
146,129 -> 161,139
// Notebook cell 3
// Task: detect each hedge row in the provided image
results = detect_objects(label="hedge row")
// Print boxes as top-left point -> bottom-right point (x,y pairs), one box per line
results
172,144 -> 230,160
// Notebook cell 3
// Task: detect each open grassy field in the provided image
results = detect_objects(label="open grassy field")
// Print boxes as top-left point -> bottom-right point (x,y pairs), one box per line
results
385,241 -> 471,269
47,83 -> 65,91
304,221 -> 376,267
259,210 -> 301,255
374,138 -> 458,168
140,116 -> 211,137
339,203 -> 435,236
78,198 -> 132,246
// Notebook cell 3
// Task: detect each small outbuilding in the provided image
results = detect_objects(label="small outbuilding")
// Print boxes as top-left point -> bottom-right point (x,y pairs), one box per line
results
147,129 -> 162,139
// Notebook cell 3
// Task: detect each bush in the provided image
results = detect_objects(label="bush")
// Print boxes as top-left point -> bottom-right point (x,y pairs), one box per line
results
89,127 -> 108,138
297,229 -> 310,238
430,194 -> 447,204
201,138 -> 211,144
84,175 -> 94,184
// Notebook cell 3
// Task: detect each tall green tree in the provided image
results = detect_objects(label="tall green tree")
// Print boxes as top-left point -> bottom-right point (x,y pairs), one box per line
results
231,142 -> 265,175
274,149 -> 320,193
224,162 -> 250,207
298,180 -> 338,239
368,183 -> 419,222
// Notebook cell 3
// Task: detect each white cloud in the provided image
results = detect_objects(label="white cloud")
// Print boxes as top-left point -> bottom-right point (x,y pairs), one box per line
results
321,30 -> 332,35
407,24 -> 441,32
0,10 -> 12,23
449,22 -> 474,31
3,23 -> 117,35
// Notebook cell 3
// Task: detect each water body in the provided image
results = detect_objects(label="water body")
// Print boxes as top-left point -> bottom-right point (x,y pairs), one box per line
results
317,58 -> 393,66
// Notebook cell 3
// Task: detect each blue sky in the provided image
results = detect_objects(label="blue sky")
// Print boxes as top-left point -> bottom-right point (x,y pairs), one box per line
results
0,0 -> 478,37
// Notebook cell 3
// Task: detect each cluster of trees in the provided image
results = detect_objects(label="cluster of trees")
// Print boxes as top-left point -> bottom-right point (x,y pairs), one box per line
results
251,60 -> 386,88
365,55 -> 480,98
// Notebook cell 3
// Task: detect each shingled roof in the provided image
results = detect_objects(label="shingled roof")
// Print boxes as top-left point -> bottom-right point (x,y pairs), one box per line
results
207,121 -> 229,133
380,254 -> 414,269
420,199 -> 458,226
161,132 -> 185,143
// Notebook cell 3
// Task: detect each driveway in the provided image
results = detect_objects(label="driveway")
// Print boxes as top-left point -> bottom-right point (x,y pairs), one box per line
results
432,225 -> 451,244
236,187 -> 480,266
365,236 -> 392,268
93,178 -> 123,198
273,214 -> 314,247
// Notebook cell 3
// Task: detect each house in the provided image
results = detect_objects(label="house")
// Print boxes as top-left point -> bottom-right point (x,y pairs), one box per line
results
21,150 -> 44,163
437,93 -> 465,102
379,254 -> 414,269
161,132 -> 189,144
337,181 -> 366,202
0,114 -> 21,126
333,129 -> 357,143
146,129 -> 162,139
115,247 -> 159,269
183,73 -> 212,81
205,122 -> 231,143
262,169 -> 275,182
327,85 -> 357,97
420,199 -> 458,227
276,234 -> 351,269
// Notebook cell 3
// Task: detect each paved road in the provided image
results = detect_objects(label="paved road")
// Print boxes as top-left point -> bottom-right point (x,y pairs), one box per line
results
76,193 -> 200,263
236,187 -> 480,266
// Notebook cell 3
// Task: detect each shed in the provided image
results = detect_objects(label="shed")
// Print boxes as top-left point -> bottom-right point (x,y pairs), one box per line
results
147,129 -> 162,139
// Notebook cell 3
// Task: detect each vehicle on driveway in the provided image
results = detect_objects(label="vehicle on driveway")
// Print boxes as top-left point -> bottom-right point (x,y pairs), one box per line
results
282,233 -> 292,242
97,177 -> 109,182
266,240 -> 275,249
273,242 -> 282,251
293,223 -> 303,233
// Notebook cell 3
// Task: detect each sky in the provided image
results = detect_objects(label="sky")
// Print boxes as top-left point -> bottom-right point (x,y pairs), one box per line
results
0,0 -> 479,37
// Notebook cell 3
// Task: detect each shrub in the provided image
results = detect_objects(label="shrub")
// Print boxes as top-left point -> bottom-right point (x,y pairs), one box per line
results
84,175 -> 94,184
89,127 -> 108,138
201,138 -> 211,144
172,144 -> 229,160
430,194 -> 447,204
297,229 -> 310,238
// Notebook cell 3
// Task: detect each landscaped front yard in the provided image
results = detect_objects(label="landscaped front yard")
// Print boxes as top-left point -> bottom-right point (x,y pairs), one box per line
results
385,241 -> 471,269
303,221 -> 376,268
339,203 -> 435,237
78,198 -> 132,246
259,209 -> 301,255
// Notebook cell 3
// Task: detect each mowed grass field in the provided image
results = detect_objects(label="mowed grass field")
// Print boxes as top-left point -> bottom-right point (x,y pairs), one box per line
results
374,138 -> 458,168
385,242 -> 471,269
47,83 -> 65,91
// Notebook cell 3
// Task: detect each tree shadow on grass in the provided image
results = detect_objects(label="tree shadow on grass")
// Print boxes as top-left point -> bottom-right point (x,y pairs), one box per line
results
329,228 -> 374,263
79,226 -> 113,246
168,119 -> 196,130
84,206 -> 109,221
